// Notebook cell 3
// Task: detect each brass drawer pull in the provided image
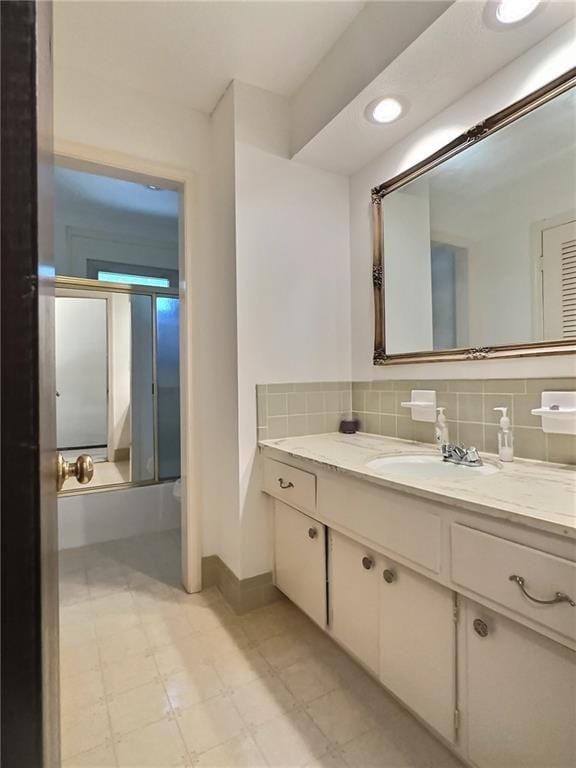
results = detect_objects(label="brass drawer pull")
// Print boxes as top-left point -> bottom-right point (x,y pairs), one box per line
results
308,527 -> 318,539
509,574 -> 576,607
362,556 -> 375,570
278,478 -> 294,490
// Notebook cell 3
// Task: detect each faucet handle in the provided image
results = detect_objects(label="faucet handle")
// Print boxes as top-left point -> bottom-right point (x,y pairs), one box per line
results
466,446 -> 481,464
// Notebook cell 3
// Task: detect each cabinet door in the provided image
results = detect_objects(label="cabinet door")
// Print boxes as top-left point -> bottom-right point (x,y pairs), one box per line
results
380,561 -> 455,742
330,531 -> 380,673
274,501 -> 327,627
463,600 -> 576,768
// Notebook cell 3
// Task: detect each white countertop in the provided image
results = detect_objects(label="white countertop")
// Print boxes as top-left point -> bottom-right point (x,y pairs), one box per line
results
259,433 -> 576,538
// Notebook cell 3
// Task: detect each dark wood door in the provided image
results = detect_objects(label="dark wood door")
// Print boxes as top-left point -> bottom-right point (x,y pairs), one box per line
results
1,2 -> 59,766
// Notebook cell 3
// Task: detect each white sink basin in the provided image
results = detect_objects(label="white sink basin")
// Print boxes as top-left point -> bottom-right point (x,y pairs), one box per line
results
366,454 -> 499,480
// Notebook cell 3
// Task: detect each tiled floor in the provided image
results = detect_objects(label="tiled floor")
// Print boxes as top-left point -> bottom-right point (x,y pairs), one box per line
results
59,531 -> 464,768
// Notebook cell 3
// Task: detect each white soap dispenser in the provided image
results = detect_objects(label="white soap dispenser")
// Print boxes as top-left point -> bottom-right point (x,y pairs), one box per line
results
494,407 -> 514,462
435,407 -> 449,450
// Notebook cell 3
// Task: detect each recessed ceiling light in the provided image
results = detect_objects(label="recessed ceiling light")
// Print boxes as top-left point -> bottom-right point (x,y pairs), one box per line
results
495,0 -> 540,24
366,97 -> 405,125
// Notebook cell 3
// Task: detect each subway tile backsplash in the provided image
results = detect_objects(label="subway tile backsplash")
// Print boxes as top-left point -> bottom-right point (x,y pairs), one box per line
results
257,378 -> 576,465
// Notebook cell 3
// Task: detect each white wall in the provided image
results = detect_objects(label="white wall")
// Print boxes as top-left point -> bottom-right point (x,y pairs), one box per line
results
383,191 -> 433,354
55,297 -> 108,448
55,199 -> 178,279
350,22 -> 576,380
235,82 -> 351,578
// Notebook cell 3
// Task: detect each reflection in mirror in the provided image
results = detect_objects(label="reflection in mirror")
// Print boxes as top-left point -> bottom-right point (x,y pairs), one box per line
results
156,296 -> 181,480
377,78 -> 576,360
56,288 -> 180,492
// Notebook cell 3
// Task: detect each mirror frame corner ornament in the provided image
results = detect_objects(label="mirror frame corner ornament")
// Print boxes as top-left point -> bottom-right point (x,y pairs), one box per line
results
371,66 -> 576,367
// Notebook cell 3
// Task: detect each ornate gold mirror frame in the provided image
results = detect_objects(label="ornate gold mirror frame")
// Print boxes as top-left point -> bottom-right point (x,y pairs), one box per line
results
372,66 -> 576,366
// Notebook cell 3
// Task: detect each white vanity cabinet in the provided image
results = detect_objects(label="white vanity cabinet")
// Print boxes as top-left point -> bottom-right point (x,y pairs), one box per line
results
379,559 -> 456,743
262,451 -> 576,768
329,531 -> 380,673
462,599 -> 576,768
273,500 -> 327,627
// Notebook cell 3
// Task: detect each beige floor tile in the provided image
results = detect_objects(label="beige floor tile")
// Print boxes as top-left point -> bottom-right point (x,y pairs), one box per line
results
194,734 -> 268,768
303,752 -> 349,768
212,647 -> 272,689
195,624 -> 252,661
62,742 -> 117,768
61,667 -> 105,718
115,717 -> 191,768
153,635 -> 206,677
305,688 -> 376,747
177,694 -> 246,755
61,703 -> 111,761
182,601 -> 239,635
340,727 -> 417,768
102,651 -> 159,698
87,565 -> 129,601
60,641 -> 101,680
59,535 -> 461,768
108,679 -> 173,737
143,613 -> 195,650
98,626 -> 150,667
279,655 -> 341,704
93,616 -> 141,642
259,631 -> 313,670
60,571 -> 91,607
253,710 -> 330,768
163,663 -> 224,710
230,674 -> 297,727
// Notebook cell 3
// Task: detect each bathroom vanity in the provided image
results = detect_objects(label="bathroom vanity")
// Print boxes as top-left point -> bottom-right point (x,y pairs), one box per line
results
259,433 -> 576,768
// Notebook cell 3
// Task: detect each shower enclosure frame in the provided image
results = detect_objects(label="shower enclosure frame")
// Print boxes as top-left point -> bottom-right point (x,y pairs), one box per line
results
56,276 -> 180,494
54,141 -> 202,595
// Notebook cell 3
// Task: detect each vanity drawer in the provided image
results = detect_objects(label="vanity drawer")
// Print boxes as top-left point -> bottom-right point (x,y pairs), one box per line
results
451,524 -> 576,643
263,458 -> 316,514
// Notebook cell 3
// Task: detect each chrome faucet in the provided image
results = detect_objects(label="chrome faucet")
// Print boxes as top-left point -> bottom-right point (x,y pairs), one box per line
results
441,443 -> 483,467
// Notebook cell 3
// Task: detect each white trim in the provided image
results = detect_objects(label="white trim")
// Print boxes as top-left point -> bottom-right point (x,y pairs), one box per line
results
54,139 -> 202,593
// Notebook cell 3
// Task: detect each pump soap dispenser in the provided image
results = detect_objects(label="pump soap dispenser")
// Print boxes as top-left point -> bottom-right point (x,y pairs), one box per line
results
435,407 -> 449,450
494,407 -> 513,462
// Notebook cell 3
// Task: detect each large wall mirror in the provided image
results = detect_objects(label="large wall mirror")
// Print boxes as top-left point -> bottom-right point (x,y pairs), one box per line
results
371,67 -> 576,364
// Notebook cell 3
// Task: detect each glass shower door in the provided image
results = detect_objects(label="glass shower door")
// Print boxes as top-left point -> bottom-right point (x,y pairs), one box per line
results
156,296 -> 181,480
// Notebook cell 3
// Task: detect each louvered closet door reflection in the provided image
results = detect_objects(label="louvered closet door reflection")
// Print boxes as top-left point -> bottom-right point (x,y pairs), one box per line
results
542,219 -> 576,339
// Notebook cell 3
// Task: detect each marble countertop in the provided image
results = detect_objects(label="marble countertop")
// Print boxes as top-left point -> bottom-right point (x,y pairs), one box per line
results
259,433 -> 576,538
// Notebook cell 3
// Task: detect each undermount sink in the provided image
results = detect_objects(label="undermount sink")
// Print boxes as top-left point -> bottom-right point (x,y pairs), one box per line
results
366,453 -> 500,480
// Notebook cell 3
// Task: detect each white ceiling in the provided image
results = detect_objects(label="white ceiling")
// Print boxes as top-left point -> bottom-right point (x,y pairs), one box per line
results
53,0 -> 365,114
294,0 -> 576,174
54,166 -> 179,219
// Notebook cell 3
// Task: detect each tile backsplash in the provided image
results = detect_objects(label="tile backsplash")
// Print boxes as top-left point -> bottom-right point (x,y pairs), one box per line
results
256,382 -> 351,441
257,378 -> 576,465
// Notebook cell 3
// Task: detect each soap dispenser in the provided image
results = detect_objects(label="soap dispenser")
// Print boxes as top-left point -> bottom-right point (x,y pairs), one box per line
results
435,407 -> 449,449
494,407 -> 514,462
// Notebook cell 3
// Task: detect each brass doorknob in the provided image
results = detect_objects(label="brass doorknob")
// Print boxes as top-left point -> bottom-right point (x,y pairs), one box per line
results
57,453 -> 94,491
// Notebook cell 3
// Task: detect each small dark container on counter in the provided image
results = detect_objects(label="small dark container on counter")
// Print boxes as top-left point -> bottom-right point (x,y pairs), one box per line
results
339,418 -> 359,434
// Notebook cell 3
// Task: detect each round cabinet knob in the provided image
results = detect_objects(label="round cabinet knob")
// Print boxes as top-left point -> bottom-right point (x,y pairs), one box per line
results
308,527 -> 318,539
473,618 -> 489,638
362,556 -> 375,570
383,569 -> 396,584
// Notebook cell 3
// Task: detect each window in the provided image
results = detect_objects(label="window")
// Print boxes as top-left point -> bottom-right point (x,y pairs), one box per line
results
97,270 -> 170,288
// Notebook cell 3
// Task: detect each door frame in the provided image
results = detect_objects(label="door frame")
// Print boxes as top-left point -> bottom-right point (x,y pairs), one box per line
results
54,139 -> 202,593
1,1 -> 59,765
